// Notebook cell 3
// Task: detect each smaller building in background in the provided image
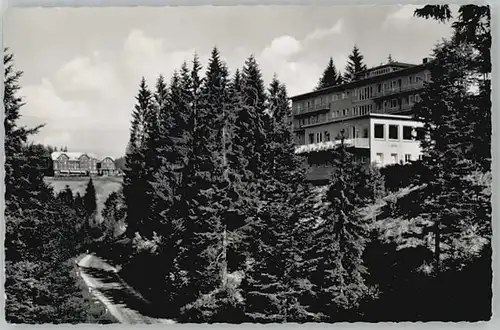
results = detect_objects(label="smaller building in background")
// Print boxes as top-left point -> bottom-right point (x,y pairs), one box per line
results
97,156 -> 118,176
50,152 -> 118,176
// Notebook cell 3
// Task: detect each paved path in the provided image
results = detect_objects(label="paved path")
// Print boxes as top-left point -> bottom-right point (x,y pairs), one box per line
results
77,254 -> 175,324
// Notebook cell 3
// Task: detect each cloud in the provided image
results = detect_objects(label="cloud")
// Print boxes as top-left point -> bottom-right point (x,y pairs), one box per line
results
54,53 -> 122,98
254,35 -> 322,96
382,5 -> 433,29
304,20 -> 343,41
261,35 -> 302,60
386,5 -> 419,21
21,78 -> 90,147
20,72 -> 133,157
122,28 -> 201,84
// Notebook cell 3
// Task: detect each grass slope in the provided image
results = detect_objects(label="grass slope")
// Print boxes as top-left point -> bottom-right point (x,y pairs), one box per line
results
44,176 -> 123,221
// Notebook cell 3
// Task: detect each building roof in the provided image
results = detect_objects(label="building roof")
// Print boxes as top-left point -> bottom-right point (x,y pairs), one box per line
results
51,151 -> 98,161
290,61 -> 431,102
361,62 -> 415,73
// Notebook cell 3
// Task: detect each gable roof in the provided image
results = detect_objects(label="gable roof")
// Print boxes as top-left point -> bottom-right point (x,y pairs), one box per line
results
50,151 -> 98,161
101,156 -> 115,162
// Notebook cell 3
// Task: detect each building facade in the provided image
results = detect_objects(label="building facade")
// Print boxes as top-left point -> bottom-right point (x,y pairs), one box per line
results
51,152 -> 117,176
97,156 -> 118,175
291,59 -> 431,183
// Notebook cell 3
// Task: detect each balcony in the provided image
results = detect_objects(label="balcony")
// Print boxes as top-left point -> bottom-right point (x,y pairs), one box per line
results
295,138 -> 370,154
372,83 -> 424,100
294,102 -> 330,117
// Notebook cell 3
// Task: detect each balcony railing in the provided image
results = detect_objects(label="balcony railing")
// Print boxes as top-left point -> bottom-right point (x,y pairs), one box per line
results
294,102 -> 330,116
295,138 -> 370,154
372,83 -> 424,99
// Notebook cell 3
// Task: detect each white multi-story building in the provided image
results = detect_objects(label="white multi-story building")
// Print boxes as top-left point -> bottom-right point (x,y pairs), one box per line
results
291,59 -> 430,183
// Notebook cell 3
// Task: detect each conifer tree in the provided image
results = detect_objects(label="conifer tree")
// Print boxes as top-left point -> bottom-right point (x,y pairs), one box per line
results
178,48 -> 234,312
83,178 -> 98,237
316,57 -> 343,90
304,134 -> 372,321
233,55 -> 268,180
409,4 -> 491,273
101,191 -> 126,240
140,75 -> 167,238
4,49 -> 102,324
4,49 -> 44,215
343,45 -> 368,82
241,76 -> 316,322
226,69 -> 249,179
123,77 -> 154,237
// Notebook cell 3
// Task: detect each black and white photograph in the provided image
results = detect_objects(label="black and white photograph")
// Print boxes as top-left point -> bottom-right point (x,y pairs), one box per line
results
2,2 -> 493,324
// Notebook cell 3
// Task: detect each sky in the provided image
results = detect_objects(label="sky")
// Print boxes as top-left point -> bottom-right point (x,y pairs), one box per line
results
4,5 -> 455,159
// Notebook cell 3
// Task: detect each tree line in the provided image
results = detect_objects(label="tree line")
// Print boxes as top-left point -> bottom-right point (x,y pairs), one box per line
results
4,49 -> 111,323
96,4 -> 491,322
96,4 -> 491,323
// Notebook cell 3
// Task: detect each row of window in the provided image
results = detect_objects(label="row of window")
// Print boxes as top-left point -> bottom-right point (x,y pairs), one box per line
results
375,152 -> 422,166
296,94 -> 423,128
374,123 -> 424,140
295,73 -> 430,112
307,127 -> 370,144
303,123 -> 424,145
55,163 -> 98,170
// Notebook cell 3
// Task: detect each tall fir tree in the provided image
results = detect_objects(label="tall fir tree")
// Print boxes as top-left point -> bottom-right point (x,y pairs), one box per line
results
141,75 -> 167,238
315,57 -> 343,90
4,49 -> 105,324
178,48 -> 249,321
343,45 -> 368,82
304,134 -> 372,321
83,178 -> 97,217
123,77 -> 154,238
4,48 -> 45,216
241,76 -> 316,322
414,43 -> 491,272
233,55 -> 268,180
408,5 -> 491,273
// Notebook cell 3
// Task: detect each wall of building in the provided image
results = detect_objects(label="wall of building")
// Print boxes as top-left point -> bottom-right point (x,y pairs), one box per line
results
369,117 -> 423,166
292,67 -> 431,134
302,117 -> 371,145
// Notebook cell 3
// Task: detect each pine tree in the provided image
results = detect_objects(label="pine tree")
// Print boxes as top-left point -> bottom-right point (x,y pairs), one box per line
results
241,76 -> 317,322
57,185 -> 74,206
4,49 -> 103,324
140,75 -> 166,238
83,178 -> 98,237
232,55 -> 268,180
409,4 -> 491,273
123,77 -> 154,238
315,57 -> 343,90
178,48 -> 233,314
4,49 -> 44,215
343,45 -> 368,82
101,191 -> 126,240
304,135 -> 372,321
226,69 -> 249,179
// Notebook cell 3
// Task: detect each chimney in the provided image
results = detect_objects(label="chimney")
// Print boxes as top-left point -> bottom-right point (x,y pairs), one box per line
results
422,57 -> 432,64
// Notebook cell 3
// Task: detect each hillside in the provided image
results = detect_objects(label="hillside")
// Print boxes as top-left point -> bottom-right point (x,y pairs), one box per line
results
44,176 -> 123,221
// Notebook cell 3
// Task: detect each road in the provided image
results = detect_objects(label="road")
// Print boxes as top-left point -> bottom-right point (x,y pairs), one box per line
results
76,254 -> 175,324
